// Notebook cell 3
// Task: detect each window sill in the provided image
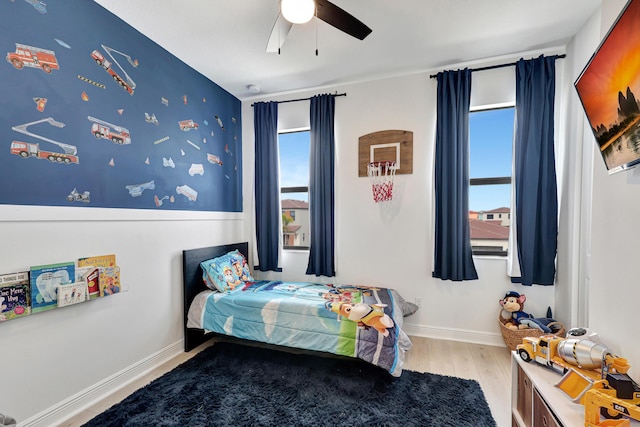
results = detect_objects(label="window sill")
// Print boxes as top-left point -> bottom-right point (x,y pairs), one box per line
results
473,254 -> 508,261
283,247 -> 310,252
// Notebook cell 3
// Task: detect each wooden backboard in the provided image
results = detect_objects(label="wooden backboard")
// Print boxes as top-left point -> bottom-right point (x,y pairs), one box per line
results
358,130 -> 413,176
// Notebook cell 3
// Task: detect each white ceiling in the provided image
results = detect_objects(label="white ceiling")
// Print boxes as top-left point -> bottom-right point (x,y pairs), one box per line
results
93,0 -> 602,101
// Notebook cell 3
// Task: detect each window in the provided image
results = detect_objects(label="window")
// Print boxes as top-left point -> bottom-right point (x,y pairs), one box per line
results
469,107 -> 514,257
279,130 -> 310,250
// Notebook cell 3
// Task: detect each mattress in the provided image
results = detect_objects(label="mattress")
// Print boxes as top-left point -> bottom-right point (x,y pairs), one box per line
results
187,281 -> 413,376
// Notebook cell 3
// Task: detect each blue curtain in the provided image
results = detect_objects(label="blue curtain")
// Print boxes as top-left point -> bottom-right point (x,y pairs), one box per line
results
253,101 -> 281,272
513,55 -> 558,285
433,69 -> 478,281
306,94 -> 335,277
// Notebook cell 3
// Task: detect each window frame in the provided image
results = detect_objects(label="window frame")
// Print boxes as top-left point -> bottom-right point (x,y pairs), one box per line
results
279,129 -> 311,251
468,105 -> 514,258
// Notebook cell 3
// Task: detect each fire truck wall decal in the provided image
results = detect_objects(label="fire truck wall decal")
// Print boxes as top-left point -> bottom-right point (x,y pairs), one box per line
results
90,45 -> 137,95
11,118 -> 79,164
6,43 -> 59,73
87,116 -> 131,145
1,0 -> 242,212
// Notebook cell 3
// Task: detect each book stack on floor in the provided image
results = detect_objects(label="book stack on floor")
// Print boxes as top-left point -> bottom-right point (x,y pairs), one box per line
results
0,254 -> 121,323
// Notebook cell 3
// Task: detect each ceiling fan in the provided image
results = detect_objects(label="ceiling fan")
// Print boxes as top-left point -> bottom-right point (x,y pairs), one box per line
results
266,0 -> 372,53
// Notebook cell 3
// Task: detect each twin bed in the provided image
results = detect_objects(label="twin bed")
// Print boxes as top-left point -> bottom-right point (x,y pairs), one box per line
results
182,242 -> 413,376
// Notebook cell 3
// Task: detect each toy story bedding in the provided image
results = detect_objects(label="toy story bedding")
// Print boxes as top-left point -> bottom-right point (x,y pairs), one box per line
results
186,250 -> 412,376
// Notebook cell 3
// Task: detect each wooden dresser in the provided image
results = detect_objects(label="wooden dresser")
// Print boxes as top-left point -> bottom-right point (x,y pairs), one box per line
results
511,351 -> 584,426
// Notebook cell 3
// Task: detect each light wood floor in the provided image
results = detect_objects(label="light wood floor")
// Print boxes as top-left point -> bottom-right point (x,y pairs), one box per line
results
59,336 -> 512,427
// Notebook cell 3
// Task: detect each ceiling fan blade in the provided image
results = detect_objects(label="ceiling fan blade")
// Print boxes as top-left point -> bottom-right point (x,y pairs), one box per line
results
315,0 -> 372,40
266,13 -> 294,53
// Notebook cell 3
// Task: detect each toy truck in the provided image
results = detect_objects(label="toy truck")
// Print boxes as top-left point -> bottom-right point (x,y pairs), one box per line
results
584,385 -> 640,426
10,141 -> 78,164
7,43 -> 59,73
517,335 -> 640,425
517,335 -> 630,382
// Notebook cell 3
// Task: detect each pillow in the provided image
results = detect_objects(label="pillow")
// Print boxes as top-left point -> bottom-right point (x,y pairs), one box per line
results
392,290 -> 419,317
200,250 -> 254,293
401,300 -> 419,317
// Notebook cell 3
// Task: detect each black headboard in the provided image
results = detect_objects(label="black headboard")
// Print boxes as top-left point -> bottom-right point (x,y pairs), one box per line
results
182,242 -> 249,352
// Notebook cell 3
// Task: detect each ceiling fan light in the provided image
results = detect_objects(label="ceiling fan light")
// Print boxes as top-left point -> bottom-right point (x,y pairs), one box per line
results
281,0 -> 315,24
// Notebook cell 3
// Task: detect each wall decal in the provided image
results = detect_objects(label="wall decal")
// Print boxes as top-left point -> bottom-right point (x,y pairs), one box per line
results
0,0 -> 242,212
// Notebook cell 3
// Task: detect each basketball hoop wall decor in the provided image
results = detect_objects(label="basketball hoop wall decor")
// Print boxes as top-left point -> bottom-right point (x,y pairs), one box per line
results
368,161 -> 396,203
359,130 -> 412,203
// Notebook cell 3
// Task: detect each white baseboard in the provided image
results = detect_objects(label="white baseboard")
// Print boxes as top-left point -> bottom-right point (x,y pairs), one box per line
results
403,324 -> 506,348
20,340 -> 184,427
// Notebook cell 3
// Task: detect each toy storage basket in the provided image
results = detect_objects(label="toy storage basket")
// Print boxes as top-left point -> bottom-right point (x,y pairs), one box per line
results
498,316 -> 565,351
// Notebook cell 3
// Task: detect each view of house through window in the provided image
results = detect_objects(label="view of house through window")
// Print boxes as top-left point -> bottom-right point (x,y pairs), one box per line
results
279,130 -> 310,249
469,107 -> 514,256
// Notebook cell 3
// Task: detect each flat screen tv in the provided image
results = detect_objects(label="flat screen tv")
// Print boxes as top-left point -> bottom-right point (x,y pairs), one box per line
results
575,0 -> 640,174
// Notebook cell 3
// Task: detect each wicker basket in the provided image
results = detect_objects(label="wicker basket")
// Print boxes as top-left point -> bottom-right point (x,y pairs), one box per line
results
498,316 -> 565,351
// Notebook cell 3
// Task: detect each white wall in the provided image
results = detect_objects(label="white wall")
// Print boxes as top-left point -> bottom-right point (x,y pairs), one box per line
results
0,207 -> 246,425
242,59 -> 558,346
581,0 -> 640,380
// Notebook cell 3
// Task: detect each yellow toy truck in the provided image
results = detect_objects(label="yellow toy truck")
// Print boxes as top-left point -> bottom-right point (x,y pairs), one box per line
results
517,335 -> 640,425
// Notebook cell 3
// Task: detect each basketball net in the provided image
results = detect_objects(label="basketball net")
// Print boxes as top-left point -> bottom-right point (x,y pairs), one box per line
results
367,161 -> 396,203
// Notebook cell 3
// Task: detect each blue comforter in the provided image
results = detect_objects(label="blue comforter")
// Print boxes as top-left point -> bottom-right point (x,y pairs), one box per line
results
191,281 -> 411,376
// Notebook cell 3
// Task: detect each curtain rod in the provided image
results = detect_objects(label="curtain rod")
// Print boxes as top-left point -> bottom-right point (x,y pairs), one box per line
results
251,92 -> 346,107
428,54 -> 566,79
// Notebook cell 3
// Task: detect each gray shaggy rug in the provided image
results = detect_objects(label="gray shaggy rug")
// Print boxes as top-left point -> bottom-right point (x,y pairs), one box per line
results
83,341 -> 496,426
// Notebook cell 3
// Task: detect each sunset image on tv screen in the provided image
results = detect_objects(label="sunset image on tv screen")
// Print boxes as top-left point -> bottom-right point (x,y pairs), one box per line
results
575,0 -> 640,172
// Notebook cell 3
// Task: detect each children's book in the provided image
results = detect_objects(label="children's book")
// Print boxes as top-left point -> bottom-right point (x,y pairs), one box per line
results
99,266 -> 121,297
86,268 -> 100,299
0,271 -> 31,321
76,266 -> 100,299
30,262 -> 75,313
57,282 -> 88,307
77,254 -> 116,268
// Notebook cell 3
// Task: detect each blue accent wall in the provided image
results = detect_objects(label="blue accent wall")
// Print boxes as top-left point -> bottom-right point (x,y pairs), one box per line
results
0,0 -> 242,212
